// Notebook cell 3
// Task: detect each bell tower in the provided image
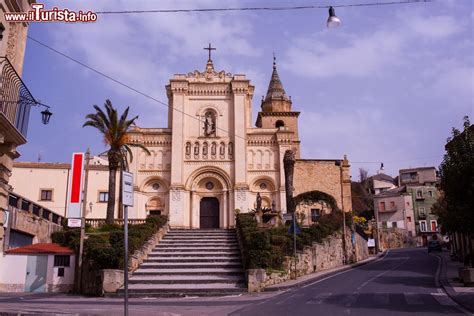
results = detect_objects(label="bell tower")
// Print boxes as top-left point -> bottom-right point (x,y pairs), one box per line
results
256,57 -> 300,157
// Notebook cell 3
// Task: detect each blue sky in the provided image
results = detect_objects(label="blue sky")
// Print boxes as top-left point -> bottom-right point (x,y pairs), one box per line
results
20,0 -> 473,180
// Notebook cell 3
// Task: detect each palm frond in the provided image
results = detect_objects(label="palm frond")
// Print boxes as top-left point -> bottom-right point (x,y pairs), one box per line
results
126,142 -> 151,155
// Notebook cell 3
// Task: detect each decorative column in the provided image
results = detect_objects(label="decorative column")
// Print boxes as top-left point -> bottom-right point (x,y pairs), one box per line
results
168,80 -> 188,228
222,191 -> 228,229
283,149 -> 296,213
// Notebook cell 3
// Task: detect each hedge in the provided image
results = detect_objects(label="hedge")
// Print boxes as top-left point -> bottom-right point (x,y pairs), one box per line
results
52,215 -> 167,269
236,211 -> 345,270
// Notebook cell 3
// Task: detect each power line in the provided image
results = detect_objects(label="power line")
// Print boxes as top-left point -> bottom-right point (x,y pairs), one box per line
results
351,155 -> 443,164
94,0 -> 433,15
26,35 -> 244,140
26,36 -> 443,166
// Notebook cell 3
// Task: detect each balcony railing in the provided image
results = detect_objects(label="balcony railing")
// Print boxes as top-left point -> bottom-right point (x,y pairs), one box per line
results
85,218 -> 147,228
0,56 -> 38,138
4,192 -> 65,251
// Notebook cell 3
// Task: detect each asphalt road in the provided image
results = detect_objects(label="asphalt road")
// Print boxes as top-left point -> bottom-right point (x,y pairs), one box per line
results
0,248 -> 470,315
231,248 -> 469,316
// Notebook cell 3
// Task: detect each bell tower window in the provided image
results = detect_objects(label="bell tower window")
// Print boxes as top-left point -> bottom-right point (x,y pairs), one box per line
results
275,120 -> 285,129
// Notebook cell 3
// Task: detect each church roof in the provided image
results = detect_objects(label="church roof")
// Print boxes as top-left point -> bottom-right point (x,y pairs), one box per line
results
264,57 -> 290,103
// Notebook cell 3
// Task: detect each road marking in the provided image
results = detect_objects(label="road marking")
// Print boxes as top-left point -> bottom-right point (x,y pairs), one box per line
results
404,292 -> 423,305
302,250 -> 390,289
306,292 -> 332,305
276,293 -> 304,305
356,256 -> 409,291
431,292 -> 457,306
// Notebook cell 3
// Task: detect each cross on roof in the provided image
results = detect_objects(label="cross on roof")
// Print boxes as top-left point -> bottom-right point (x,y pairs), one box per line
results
204,43 -> 216,62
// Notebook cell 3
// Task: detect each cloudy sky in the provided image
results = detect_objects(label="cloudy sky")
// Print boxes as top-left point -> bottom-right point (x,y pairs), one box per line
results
20,0 -> 473,180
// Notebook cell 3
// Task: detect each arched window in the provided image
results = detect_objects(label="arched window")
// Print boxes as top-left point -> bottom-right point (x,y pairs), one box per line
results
275,120 -> 285,129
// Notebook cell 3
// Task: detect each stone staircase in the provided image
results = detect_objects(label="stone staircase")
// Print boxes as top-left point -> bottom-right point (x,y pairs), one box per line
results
119,229 -> 246,297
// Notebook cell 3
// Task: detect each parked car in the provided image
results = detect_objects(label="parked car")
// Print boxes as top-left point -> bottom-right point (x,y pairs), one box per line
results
427,240 -> 442,252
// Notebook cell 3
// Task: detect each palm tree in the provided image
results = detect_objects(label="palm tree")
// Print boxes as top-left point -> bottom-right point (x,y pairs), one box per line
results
83,99 -> 150,224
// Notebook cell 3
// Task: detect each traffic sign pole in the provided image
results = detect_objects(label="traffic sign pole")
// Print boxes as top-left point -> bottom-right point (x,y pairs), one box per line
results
293,213 -> 297,280
121,171 -> 134,316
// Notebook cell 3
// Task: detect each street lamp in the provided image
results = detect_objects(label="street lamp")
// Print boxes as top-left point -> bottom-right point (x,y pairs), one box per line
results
327,6 -> 341,28
40,106 -> 52,125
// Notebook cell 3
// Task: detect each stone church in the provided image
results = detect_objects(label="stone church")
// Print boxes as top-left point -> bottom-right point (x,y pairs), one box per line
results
126,51 -> 352,229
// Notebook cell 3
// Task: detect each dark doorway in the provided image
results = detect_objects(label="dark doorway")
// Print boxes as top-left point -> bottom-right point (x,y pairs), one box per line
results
200,197 -> 220,229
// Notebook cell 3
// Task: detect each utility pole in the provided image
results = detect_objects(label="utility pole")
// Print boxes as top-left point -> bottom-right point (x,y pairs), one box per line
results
121,170 -> 134,316
293,212 -> 297,280
124,201 -> 129,316
339,160 -> 347,264
77,148 -> 91,293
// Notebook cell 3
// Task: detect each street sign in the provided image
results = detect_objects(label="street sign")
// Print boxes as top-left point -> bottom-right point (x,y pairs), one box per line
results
122,171 -> 134,207
68,218 -> 81,228
368,238 -> 375,247
288,221 -> 302,235
66,153 -> 85,218
282,213 -> 293,221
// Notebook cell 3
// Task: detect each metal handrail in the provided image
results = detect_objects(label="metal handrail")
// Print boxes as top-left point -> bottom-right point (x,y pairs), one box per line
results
0,56 -> 44,137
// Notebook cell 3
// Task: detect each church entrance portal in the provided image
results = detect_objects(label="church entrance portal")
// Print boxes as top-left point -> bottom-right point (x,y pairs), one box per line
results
200,197 -> 219,229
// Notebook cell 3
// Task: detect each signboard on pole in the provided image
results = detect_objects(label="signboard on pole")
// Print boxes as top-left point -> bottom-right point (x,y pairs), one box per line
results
122,171 -> 134,207
282,213 -> 293,221
368,238 -> 375,248
66,152 -> 85,221
67,218 -> 81,228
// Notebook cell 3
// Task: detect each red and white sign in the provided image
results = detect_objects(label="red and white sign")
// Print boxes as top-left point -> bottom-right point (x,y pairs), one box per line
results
66,152 -> 85,219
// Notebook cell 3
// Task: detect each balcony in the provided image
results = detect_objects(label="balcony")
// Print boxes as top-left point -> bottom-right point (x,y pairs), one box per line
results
3,192 -> 64,251
0,56 -> 38,141
418,212 -> 427,219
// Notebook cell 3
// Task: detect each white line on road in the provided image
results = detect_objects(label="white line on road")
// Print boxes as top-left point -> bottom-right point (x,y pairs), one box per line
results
431,292 -> 457,306
301,250 -> 391,290
306,292 -> 332,305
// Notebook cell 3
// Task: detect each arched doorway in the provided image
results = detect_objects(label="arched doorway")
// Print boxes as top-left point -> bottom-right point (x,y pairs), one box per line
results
200,197 -> 220,229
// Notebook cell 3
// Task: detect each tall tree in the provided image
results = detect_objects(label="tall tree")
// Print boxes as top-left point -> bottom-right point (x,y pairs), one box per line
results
435,116 -> 473,265
83,100 -> 150,224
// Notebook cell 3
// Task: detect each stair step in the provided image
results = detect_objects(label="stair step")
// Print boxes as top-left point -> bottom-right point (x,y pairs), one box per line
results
161,237 -> 237,242
129,275 -> 244,284
148,252 -> 240,257
133,268 -> 244,276
156,244 -> 238,248
121,283 -> 244,291
125,229 -> 244,297
144,258 -> 241,263
152,248 -> 239,253
140,263 -> 243,269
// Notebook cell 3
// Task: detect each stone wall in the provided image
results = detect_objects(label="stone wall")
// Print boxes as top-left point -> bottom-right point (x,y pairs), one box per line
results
293,158 -> 352,213
129,225 -> 169,272
247,229 -> 368,292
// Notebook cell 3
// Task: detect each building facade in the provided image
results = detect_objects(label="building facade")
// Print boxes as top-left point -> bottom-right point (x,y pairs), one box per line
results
399,167 -> 439,245
0,0 -> 36,253
10,56 -> 352,228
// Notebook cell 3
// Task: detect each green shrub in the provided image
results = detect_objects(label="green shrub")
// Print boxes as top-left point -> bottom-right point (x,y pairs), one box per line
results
51,215 -> 168,270
236,212 -> 347,270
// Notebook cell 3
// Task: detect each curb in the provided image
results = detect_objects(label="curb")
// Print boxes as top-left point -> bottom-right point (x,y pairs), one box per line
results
264,251 -> 386,292
436,253 -> 474,314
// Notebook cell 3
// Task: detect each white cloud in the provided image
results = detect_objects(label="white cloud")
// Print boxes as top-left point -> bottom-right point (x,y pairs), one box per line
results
402,14 -> 462,39
282,7 -> 464,79
47,0 -> 259,99
283,30 -> 404,78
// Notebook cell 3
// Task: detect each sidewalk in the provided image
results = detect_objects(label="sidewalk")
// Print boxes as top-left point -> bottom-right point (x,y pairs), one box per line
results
265,253 -> 384,292
437,251 -> 474,313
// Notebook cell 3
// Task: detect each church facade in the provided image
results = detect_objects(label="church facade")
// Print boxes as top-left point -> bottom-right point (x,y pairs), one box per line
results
10,53 -> 352,228
126,55 -> 352,229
